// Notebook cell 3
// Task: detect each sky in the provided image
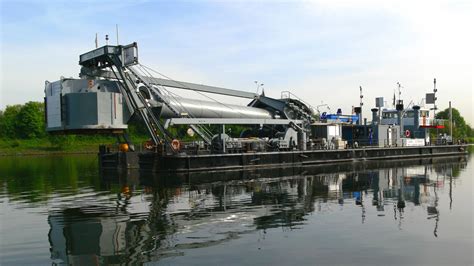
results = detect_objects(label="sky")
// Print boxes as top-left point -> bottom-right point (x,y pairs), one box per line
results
1,0 -> 473,124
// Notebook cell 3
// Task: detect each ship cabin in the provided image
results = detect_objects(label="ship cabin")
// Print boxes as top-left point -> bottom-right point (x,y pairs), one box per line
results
380,107 -> 432,127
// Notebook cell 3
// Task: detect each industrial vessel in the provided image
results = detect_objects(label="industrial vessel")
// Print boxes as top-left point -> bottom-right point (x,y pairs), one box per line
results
44,42 -> 467,172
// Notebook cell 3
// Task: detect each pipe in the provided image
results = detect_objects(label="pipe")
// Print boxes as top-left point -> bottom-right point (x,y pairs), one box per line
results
354,107 -> 362,125
371,108 -> 379,124
413,105 -> 420,129
398,110 -> 403,137
413,105 -> 420,138
396,102 -> 404,137
157,96 -> 273,119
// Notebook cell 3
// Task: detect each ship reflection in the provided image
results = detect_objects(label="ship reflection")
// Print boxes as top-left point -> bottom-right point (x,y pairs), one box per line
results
48,156 -> 467,265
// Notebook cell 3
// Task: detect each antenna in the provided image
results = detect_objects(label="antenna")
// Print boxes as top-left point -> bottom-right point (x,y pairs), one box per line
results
396,82 -> 403,102
433,78 -> 438,118
254,81 -> 264,94
354,86 -> 363,125
116,24 -> 119,45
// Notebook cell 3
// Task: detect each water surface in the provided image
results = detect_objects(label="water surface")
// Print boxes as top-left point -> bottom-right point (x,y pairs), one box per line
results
0,152 -> 472,265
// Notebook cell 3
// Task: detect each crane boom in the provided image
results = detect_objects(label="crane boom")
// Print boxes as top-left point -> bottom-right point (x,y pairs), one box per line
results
80,69 -> 259,99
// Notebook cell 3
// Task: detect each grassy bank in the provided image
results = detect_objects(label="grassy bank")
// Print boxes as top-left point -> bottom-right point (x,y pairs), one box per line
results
0,136 -> 148,156
0,138 -> 106,156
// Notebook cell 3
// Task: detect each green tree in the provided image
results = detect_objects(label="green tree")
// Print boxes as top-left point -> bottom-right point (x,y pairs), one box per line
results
16,101 -> 45,139
435,108 -> 473,138
0,104 -> 22,138
0,110 -> 3,137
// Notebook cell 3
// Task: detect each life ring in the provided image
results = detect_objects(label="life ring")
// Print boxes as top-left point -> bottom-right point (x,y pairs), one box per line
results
171,139 -> 181,151
144,140 -> 154,150
405,130 -> 411,137
118,143 -> 129,152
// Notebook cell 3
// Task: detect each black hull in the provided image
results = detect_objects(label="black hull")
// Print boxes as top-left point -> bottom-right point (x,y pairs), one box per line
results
99,145 -> 468,173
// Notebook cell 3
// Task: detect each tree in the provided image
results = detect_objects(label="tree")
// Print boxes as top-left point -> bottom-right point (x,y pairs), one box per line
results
0,110 -> 3,136
435,108 -> 473,138
16,101 -> 46,139
0,104 -> 22,138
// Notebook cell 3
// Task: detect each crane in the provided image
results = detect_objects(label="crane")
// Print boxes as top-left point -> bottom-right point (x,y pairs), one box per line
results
45,42 -> 315,153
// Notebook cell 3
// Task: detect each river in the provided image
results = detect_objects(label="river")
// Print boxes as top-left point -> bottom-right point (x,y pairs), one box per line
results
0,150 -> 472,265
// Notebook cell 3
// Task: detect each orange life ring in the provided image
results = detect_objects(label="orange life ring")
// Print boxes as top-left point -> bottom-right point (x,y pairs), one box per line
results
171,139 -> 181,151
405,130 -> 411,137
119,143 -> 129,152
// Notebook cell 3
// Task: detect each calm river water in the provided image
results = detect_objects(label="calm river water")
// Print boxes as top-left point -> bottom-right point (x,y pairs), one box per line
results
1,150 -> 473,265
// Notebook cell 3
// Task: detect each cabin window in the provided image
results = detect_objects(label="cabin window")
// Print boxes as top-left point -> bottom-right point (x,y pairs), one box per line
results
383,112 -> 398,119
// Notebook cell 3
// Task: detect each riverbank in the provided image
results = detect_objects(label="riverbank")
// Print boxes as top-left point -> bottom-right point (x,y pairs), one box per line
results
0,139 -> 99,156
0,136 -> 148,156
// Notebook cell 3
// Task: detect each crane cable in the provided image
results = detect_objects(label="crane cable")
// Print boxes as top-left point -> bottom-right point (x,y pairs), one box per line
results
133,65 -> 214,141
139,63 -> 250,119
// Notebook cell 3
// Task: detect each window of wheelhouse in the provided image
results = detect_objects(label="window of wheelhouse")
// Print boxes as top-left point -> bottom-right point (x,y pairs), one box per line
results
404,111 -> 414,118
382,112 -> 398,119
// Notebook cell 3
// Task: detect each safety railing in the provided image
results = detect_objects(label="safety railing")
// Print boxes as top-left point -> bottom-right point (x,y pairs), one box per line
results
281,91 -> 316,113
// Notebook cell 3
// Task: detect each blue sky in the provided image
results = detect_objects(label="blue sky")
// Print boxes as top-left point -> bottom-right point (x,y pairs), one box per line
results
1,0 -> 472,124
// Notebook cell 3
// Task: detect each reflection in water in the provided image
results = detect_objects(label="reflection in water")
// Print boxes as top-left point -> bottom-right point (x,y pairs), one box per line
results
41,156 -> 469,265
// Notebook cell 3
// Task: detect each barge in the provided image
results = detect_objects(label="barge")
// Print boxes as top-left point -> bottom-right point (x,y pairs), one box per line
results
99,145 -> 467,173
44,42 -> 468,173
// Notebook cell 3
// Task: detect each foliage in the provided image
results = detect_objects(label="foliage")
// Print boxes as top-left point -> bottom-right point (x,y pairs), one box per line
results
0,102 -> 46,139
0,104 -> 22,138
434,108 -> 474,139
17,101 -> 46,139
127,114 -> 149,137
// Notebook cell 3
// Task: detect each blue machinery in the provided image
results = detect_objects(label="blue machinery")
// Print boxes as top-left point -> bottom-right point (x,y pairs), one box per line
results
320,112 -> 359,124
